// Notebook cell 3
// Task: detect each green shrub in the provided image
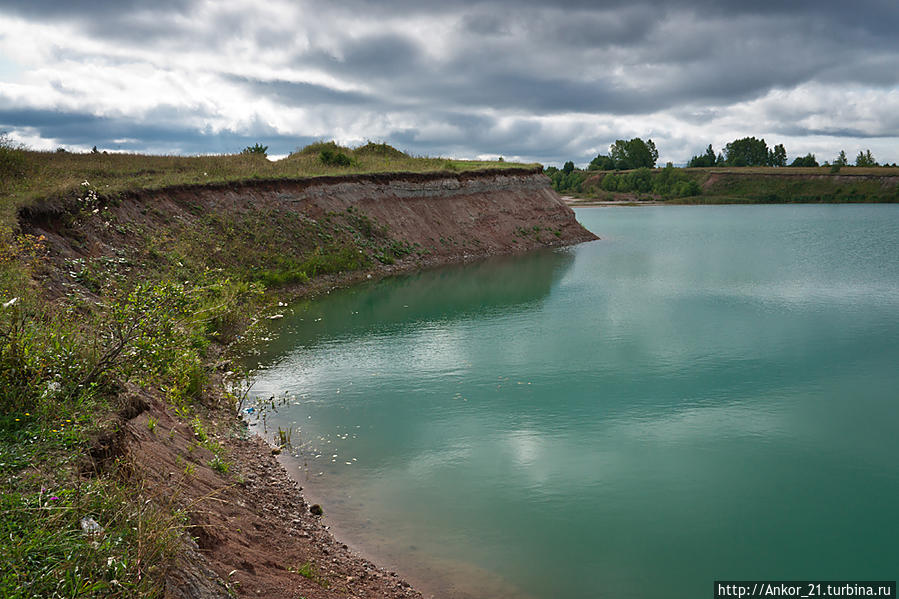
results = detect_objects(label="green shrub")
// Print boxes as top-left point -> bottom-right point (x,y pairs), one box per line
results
240,143 -> 268,157
319,149 -> 353,167
0,133 -> 27,182
294,140 -> 349,155
353,142 -> 408,159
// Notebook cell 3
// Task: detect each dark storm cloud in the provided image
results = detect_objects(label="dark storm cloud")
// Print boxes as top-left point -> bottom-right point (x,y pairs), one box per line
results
0,0 -> 191,16
1,0 -> 897,162
226,76 -> 378,107
0,106 -> 312,155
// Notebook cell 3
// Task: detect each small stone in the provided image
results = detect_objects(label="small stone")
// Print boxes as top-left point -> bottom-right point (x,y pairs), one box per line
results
309,504 -> 323,516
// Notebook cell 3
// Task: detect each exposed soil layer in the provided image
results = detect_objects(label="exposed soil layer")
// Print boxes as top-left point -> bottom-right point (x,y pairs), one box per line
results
123,392 -> 424,599
20,169 -> 596,598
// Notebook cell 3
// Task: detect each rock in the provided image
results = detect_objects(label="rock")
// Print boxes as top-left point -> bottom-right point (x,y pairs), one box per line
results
309,504 -> 323,516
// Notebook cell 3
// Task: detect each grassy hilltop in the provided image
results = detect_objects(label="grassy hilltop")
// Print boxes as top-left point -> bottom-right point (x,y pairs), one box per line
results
1,140 -> 534,218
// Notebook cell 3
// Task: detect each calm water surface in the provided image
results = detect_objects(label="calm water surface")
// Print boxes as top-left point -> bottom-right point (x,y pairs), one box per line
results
248,205 -> 899,599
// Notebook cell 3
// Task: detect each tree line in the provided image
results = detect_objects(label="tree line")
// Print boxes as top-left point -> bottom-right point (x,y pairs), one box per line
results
546,136 -> 894,194
685,137 -> 888,170
555,136 -> 889,172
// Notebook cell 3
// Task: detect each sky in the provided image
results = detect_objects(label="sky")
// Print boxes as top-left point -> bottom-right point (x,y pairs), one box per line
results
1,0 -> 897,166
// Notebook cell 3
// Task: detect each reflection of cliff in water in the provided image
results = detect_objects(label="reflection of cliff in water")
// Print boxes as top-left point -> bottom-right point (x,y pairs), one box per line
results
252,248 -> 576,365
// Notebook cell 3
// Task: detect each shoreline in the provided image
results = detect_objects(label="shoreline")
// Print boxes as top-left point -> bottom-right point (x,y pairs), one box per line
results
9,169 -> 596,598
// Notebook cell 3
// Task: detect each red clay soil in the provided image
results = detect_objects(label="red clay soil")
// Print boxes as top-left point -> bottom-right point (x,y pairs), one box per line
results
111,389 -> 422,599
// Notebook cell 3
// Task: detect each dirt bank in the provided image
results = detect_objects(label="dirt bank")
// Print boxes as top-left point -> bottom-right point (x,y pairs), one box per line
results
19,169 -> 596,598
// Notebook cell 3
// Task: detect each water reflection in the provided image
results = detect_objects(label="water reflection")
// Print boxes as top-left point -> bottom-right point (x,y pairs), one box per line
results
247,205 -> 899,599
251,247 -> 577,367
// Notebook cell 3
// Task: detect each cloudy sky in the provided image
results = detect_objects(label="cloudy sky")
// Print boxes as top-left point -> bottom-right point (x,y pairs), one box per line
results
1,0 -> 897,166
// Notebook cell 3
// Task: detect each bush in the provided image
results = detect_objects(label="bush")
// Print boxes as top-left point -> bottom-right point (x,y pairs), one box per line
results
319,149 -> 353,167
294,141 -> 350,156
241,143 -> 268,157
0,133 -> 26,181
353,142 -> 408,159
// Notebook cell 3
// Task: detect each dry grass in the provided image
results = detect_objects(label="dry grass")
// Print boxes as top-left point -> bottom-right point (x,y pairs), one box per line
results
0,143 -> 536,217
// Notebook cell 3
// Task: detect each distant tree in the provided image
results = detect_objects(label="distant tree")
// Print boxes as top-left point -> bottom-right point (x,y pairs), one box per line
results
834,150 -> 848,167
544,166 -> 559,176
91,145 -> 99,154
724,137 -> 769,167
688,144 -> 718,168
588,154 -> 615,171
608,138 -> 659,169
789,153 -> 818,167
562,160 -> 575,175
242,143 -> 269,157
855,149 -> 877,167
549,167 -> 587,194
769,144 -> 787,167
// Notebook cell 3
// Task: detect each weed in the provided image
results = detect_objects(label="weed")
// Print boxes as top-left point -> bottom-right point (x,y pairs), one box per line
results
290,561 -> 329,587
189,416 -> 208,442
276,426 -> 293,448
209,454 -> 231,475
147,416 -> 157,432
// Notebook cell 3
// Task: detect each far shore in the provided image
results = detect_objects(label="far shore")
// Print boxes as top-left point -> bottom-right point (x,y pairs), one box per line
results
563,195 -> 665,206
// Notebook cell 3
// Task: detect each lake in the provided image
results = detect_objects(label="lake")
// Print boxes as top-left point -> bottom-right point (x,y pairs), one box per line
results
247,205 -> 899,599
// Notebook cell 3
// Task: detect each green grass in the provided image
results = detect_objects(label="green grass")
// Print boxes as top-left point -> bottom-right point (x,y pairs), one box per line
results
0,428 -> 179,597
290,561 -> 329,587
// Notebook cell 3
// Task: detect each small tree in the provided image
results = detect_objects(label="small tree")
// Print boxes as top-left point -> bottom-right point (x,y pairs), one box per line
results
588,154 -> 615,171
769,144 -> 787,167
241,143 -> 269,157
855,149 -> 877,167
789,153 -> 818,167
609,138 -> 658,169
834,150 -> 848,167
562,160 -> 575,175
724,137 -> 769,167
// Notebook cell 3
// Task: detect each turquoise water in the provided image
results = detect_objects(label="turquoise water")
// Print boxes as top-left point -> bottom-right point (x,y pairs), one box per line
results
248,205 -> 899,598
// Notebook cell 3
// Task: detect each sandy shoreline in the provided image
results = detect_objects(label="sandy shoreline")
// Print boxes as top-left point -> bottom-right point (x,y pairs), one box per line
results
561,195 -> 664,206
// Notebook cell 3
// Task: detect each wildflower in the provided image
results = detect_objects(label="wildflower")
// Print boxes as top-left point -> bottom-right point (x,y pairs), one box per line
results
49,496 -> 59,501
